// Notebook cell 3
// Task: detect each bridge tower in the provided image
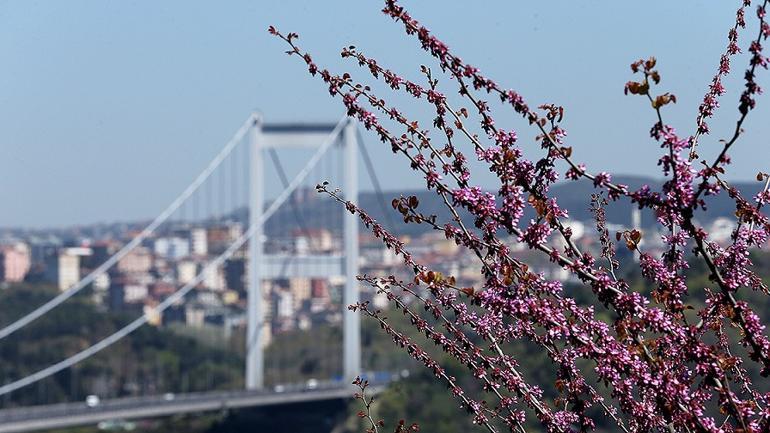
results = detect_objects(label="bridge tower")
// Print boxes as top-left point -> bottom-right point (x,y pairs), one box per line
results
246,115 -> 360,390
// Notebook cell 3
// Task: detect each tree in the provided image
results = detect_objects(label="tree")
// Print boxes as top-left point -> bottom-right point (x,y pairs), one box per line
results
271,1 -> 770,432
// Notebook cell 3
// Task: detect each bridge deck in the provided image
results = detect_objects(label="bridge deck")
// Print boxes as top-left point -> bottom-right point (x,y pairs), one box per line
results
0,383 -> 383,433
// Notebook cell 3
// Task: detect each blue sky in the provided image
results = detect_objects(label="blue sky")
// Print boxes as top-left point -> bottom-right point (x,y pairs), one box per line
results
1,1 -> 768,227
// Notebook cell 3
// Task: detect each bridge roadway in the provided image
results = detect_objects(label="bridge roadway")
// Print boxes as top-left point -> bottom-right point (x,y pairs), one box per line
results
0,381 -> 384,433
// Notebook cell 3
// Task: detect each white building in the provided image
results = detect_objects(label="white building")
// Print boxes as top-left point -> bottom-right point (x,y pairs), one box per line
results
177,260 -> 198,285
202,266 -> 226,291
123,283 -> 149,303
552,220 -> 586,251
190,228 -> 208,256
44,247 -> 92,291
154,237 -> 190,260
361,244 -> 400,267
93,272 -> 110,291
710,217 -> 736,244
276,290 -> 294,319
116,247 -> 152,274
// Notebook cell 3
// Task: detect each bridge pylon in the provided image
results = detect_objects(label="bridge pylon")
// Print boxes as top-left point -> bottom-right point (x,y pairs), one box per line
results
246,115 -> 361,390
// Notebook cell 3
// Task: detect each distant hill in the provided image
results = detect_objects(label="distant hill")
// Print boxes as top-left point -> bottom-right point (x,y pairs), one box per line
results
6,175 -> 759,239
263,175 -> 764,237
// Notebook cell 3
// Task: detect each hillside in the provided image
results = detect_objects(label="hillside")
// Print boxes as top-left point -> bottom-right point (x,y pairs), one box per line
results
263,175 -> 764,237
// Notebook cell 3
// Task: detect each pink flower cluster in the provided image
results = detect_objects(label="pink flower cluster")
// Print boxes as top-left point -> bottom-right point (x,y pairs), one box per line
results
272,1 -> 770,432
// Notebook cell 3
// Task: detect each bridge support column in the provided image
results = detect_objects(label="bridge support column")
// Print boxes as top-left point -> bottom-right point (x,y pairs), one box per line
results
343,119 -> 361,382
246,113 -> 265,390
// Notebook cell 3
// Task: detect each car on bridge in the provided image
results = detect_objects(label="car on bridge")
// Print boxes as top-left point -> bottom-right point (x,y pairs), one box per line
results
85,395 -> 100,408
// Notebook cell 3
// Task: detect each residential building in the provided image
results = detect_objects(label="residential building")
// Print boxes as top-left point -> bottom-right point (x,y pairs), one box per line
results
190,228 -> 208,256
154,237 -> 190,260
0,242 -> 31,283
116,246 -> 152,274
44,247 -> 91,291
176,260 -> 198,285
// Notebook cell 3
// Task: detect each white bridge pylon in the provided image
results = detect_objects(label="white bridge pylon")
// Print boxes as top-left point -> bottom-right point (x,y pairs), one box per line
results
0,113 -> 362,397
246,117 -> 360,389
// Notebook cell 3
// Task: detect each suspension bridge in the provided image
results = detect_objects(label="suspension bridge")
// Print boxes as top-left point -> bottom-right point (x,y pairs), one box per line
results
0,113 -> 396,432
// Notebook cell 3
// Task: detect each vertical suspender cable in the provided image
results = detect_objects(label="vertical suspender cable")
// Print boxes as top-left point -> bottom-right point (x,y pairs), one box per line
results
357,129 -> 395,232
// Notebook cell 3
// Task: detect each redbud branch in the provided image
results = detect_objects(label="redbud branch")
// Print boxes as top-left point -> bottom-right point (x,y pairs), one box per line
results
367,278 -> 538,433
353,379 -> 381,433
323,184 -> 657,430
355,302 -> 502,433
341,45 -> 634,203
685,217 -> 770,372
689,1 -> 753,161
691,0 -> 769,204
271,3 -> 770,428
